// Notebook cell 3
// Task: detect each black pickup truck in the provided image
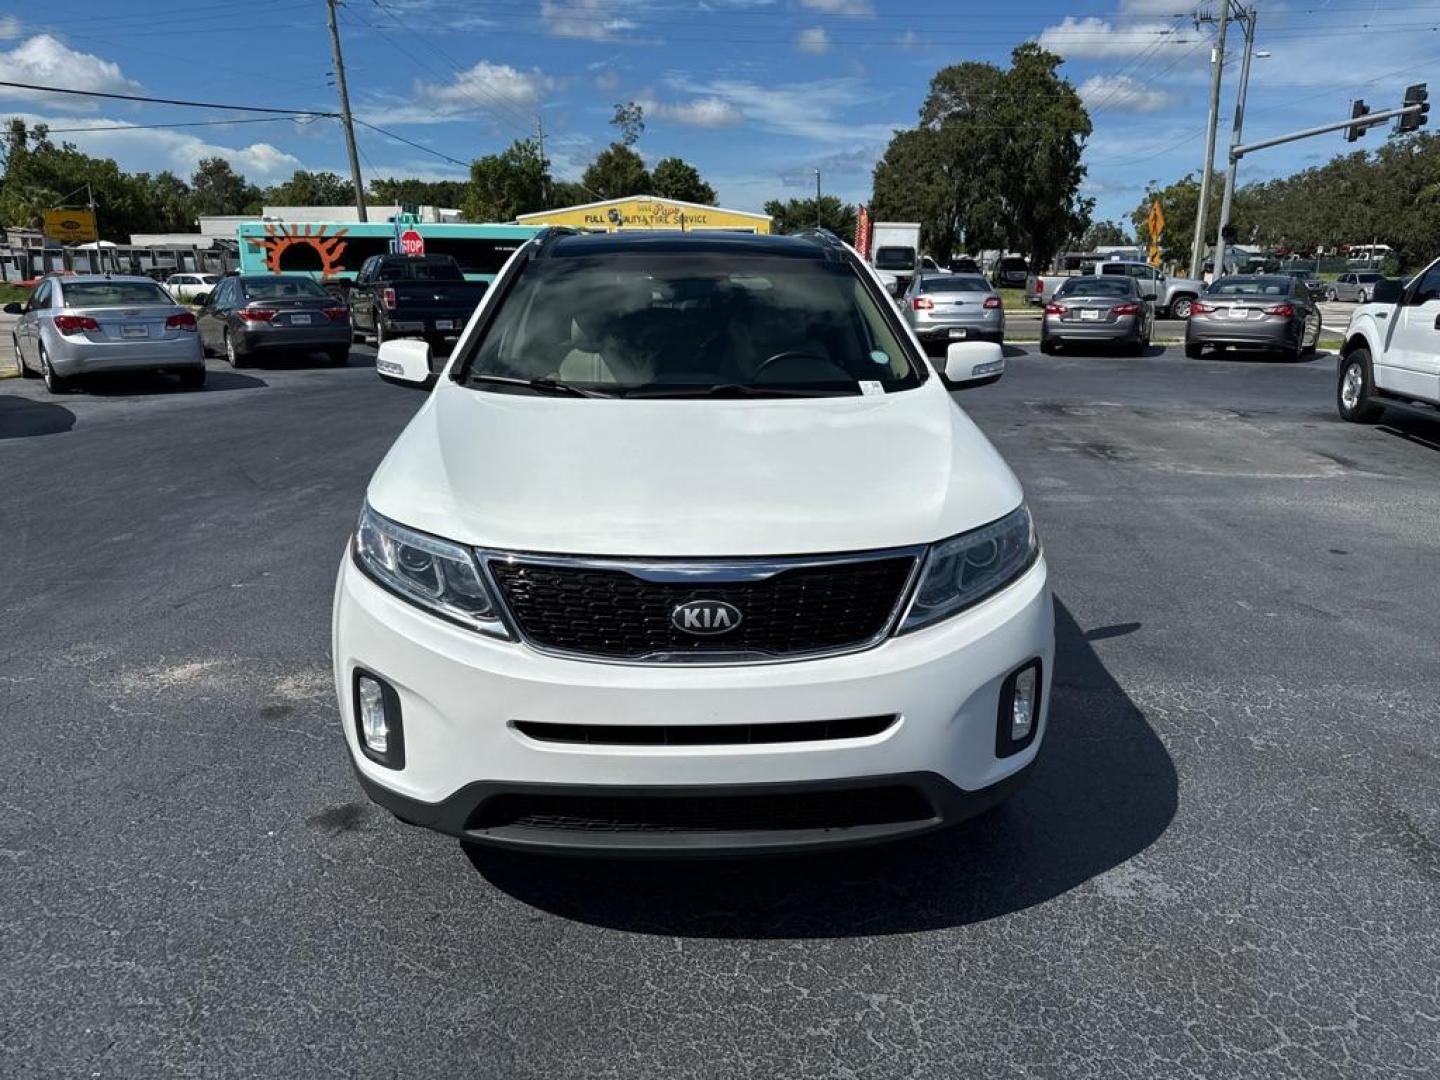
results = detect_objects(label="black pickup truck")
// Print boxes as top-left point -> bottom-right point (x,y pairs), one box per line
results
347,254 -> 489,352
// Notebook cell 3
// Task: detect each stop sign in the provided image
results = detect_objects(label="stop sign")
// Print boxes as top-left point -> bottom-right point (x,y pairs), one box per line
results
400,229 -> 424,256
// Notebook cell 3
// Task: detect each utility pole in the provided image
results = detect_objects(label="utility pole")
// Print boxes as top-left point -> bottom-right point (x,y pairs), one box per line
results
815,169 -> 822,227
325,0 -> 367,222
1212,5 -> 1256,281
1190,1 -> 1231,280
536,114 -> 549,206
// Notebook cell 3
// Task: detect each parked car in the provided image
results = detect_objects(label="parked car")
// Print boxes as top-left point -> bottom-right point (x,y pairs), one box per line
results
949,256 -> 981,274
195,274 -> 351,368
1336,263 -> 1438,422
1329,271 -> 1385,303
1040,276 -> 1153,355
165,272 -> 222,304
348,253 -> 489,354
1184,275 -> 1323,360
1283,269 -> 1326,297
902,272 -> 1005,351
5,274 -> 204,393
340,229 -> 1051,855
992,256 -> 1030,289
1027,259 -> 1206,319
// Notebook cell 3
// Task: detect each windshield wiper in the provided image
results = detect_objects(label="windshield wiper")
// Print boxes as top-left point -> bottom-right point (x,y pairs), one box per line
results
624,383 -> 859,399
469,374 -> 614,398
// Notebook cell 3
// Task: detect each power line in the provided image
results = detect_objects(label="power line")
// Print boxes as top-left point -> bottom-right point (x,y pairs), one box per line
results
43,116 -> 306,134
353,119 -> 470,168
0,81 -> 336,117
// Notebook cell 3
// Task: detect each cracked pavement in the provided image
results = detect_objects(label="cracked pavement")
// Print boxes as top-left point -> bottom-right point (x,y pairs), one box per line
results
2,345 -> 1437,1077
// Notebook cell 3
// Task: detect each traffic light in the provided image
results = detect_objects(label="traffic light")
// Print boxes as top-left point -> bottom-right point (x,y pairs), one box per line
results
1399,83 -> 1430,134
1346,100 -> 1370,142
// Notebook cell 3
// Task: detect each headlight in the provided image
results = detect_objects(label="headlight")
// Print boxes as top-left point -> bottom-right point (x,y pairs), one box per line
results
899,505 -> 1038,633
353,504 -> 509,638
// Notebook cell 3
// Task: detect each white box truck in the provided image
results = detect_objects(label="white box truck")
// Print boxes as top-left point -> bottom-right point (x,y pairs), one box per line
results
869,222 -> 921,297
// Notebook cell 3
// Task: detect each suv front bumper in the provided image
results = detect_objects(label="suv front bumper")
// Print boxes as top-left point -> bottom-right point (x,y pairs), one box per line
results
333,553 -> 1054,853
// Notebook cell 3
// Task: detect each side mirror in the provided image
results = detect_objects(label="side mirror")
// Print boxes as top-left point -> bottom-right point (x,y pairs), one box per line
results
2,301 -> 24,315
1372,278 -> 1404,305
943,340 -> 1005,386
376,338 -> 433,386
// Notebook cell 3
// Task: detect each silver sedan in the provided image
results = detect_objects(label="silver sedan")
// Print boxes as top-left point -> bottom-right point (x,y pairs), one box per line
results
1039,276 -> 1153,355
901,273 -> 1006,351
5,274 -> 205,393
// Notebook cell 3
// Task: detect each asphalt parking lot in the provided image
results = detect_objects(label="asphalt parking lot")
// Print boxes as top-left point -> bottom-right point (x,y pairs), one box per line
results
3,343 -> 1438,1078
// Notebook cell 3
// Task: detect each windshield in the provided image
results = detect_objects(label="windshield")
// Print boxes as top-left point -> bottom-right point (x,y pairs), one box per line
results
63,282 -> 171,306
922,276 -> 991,293
1207,277 -> 1289,296
1057,277 -> 1132,298
466,252 -> 923,397
873,247 -> 915,270
241,278 -> 330,300
1356,273 -> 1382,282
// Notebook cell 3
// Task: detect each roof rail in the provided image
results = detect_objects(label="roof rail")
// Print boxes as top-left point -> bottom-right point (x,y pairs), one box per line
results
529,225 -> 581,258
791,227 -> 849,263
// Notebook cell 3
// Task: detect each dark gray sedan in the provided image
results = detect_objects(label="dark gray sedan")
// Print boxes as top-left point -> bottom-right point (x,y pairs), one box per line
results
196,275 -> 351,368
1184,275 -> 1322,361
902,272 -> 1005,349
1039,276 -> 1153,355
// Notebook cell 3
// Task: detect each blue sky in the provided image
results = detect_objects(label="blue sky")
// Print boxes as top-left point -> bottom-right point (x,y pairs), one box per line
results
1,0 -> 1436,228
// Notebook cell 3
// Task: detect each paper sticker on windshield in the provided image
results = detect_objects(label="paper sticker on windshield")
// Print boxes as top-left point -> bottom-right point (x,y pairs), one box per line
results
869,350 -> 890,365
858,381 -> 885,396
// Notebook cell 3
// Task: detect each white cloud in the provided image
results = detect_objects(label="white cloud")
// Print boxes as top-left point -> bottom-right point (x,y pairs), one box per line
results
638,96 -> 745,127
0,35 -> 142,110
670,76 -> 899,144
797,27 -> 830,54
896,29 -> 920,51
0,15 -> 22,39
799,0 -> 873,15
1119,0 -> 1183,12
1036,17 -> 1196,59
1079,74 -> 1173,113
594,69 -> 621,91
541,0 -> 640,41
7,112 -> 302,183
360,61 -> 556,126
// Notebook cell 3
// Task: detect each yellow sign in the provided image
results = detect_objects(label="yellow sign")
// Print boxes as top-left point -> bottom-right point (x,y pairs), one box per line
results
43,208 -> 99,244
1146,199 -> 1166,268
518,197 -> 771,234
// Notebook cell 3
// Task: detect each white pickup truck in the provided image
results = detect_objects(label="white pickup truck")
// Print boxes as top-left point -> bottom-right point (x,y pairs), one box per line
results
1336,260 -> 1440,423
1026,260 -> 1207,319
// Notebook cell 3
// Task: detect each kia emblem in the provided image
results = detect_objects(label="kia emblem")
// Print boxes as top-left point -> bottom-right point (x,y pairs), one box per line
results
670,599 -> 742,635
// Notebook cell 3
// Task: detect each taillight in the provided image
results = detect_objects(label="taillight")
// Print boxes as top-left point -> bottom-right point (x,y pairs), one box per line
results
1033,278 -> 1044,293
1044,303 -> 1067,316
1112,303 -> 1141,315
382,287 -> 397,310
322,306 -> 348,322
1190,302 -> 1214,314
1263,303 -> 1294,317
238,307 -> 276,322
165,312 -> 197,331
53,315 -> 100,334
912,296 -> 934,310
983,296 -> 1002,310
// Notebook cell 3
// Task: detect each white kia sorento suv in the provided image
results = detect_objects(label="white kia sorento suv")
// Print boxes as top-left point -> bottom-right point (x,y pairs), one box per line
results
334,229 -> 1053,855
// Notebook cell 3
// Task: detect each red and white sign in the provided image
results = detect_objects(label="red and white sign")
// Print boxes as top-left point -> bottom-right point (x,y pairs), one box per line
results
855,205 -> 872,260
400,229 -> 425,256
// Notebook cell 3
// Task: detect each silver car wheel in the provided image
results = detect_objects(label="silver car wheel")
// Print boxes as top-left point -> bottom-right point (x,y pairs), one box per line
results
11,334 -> 23,375
225,331 -> 237,367
1341,361 -> 1364,412
1171,297 -> 1193,320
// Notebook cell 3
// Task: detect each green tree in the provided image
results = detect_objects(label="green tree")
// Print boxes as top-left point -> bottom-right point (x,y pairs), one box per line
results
263,169 -> 354,206
871,44 -> 1091,267
1082,220 -> 1131,249
547,179 -> 593,208
369,177 -> 468,210
190,157 -> 261,217
582,144 -> 651,200
1129,173 -> 1226,267
136,171 -> 195,233
650,157 -> 716,205
763,195 -> 858,239
611,102 -> 645,147
463,138 -> 550,221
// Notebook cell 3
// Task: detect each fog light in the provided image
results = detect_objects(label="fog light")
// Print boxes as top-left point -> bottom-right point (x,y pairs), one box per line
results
353,670 -> 405,769
996,660 -> 1042,757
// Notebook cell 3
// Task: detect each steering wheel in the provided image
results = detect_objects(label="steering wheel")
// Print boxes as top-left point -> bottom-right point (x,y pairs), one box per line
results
752,350 -> 832,380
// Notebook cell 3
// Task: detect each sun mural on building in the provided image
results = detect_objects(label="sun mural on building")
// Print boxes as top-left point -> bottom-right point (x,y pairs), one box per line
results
244,222 -> 350,276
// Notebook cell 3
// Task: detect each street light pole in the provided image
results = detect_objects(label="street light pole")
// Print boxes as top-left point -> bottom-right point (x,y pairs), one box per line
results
815,169 -> 822,228
1190,2 -> 1231,280
325,0 -> 368,222
1213,5 -> 1257,282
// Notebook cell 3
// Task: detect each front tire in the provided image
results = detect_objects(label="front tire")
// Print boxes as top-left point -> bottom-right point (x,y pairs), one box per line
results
1170,296 -> 1195,320
1338,348 -> 1383,423
1357,289 -> 1370,304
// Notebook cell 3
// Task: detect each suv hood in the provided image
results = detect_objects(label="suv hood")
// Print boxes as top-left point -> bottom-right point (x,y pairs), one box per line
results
367,382 -> 1023,557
